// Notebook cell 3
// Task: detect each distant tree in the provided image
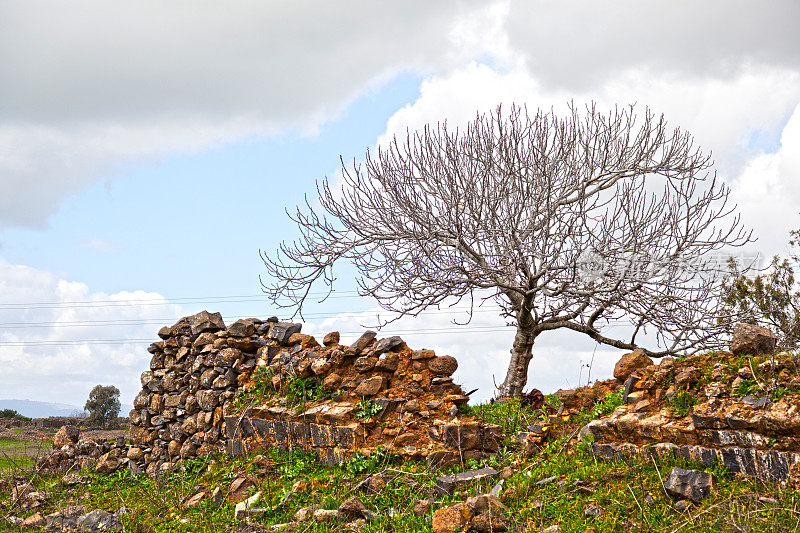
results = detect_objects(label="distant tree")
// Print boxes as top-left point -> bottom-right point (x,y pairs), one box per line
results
261,103 -> 751,398
84,385 -> 121,428
0,408 -> 31,422
722,226 -> 800,350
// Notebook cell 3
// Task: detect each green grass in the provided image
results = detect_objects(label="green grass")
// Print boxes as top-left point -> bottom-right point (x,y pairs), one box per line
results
0,438 -> 48,472
669,389 -> 698,417
3,402 -> 800,531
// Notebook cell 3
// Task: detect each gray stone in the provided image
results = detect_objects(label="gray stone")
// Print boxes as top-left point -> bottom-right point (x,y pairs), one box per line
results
731,322 -> 777,355
227,439 -> 249,458
268,322 -> 302,344
75,509 -> 122,531
188,311 -> 226,335
663,467 -> 715,502
338,496 -> 368,518
435,467 -> 499,494
622,374 -> 639,404
349,331 -> 377,353
372,336 -> 403,354
227,319 -> 256,338
354,376 -> 384,396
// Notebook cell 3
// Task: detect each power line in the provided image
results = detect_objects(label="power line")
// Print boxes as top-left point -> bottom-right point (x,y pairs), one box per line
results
0,306 -> 505,329
0,290 -> 365,310
0,324 -> 518,347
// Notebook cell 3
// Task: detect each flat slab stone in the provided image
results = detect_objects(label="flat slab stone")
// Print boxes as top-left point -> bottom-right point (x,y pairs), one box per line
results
435,466 -> 499,494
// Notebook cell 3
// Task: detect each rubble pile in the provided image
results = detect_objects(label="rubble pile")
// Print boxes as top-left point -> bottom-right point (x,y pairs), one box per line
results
126,311 -> 502,475
583,324 -> 800,484
226,327 -> 503,467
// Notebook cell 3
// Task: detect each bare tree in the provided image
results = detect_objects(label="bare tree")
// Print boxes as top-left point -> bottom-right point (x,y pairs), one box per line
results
261,103 -> 751,398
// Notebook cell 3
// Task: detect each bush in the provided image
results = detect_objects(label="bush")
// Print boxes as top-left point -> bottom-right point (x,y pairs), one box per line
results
722,226 -> 800,350
0,409 -> 30,422
669,389 -> 697,417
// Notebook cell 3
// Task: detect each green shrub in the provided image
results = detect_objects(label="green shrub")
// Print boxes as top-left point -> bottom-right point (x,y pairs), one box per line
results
233,365 -> 275,411
733,379 -> 759,398
588,388 -> 624,420
355,397 -> 382,419
0,409 -> 31,422
285,374 -> 328,408
342,447 -> 394,477
669,389 -> 697,417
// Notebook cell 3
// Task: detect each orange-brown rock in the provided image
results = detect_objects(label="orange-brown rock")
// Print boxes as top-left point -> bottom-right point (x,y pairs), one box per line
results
432,502 -> 472,533
429,355 -> 458,376
613,349 -> 653,381
354,375 -> 385,396
323,331 -> 340,346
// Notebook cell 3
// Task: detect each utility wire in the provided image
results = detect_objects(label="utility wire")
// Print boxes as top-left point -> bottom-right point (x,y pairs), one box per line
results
0,324 -> 520,347
0,306 -> 504,329
0,290 -> 363,310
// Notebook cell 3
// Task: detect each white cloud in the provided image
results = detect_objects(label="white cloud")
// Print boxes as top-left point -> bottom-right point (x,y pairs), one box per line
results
0,259 -> 183,407
730,103 -> 800,258
0,0 -> 494,228
505,0 -> 800,90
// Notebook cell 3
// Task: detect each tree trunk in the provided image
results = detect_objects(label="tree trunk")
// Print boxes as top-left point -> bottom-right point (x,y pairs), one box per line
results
497,305 -> 538,398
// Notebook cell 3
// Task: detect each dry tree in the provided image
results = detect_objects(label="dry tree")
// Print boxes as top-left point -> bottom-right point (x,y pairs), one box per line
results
261,103 -> 752,397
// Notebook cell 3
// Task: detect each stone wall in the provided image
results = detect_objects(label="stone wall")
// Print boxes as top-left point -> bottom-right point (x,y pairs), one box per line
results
583,349 -> 800,484
128,311 -> 502,475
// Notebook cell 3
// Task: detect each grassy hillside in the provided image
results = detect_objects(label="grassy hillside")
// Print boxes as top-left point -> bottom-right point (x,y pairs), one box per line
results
2,398 -> 799,532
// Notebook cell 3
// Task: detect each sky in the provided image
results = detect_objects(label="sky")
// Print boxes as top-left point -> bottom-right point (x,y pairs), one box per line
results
1,0 -> 799,409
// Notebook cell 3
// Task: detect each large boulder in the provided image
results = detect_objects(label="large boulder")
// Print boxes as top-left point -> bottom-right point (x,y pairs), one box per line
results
613,349 -> 653,381
731,323 -> 777,355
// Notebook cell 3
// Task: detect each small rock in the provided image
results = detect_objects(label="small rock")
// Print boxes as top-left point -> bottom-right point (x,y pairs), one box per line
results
323,331 -> 340,346
674,499 -> 691,512
183,491 -> 205,507
412,498 -> 434,516
62,473 -> 92,486
350,331 -> 377,353
373,336 -> 404,354
663,467 -> 715,502
675,366 -> 702,386
428,355 -> 458,376
338,496 -> 368,518
53,425 -> 80,448
76,509 -> 123,531
234,491 -> 262,520
294,504 -> 320,522
20,512 -> 45,529
355,474 -> 385,495
212,487 -> 223,505
314,508 -> 339,522
229,475 -> 256,503
541,527 -> 561,533
435,467 -> 500,494
343,518 -> 367,532
354,375 -> 384,396
584,503 -> 602,518
432,503 -> 471,533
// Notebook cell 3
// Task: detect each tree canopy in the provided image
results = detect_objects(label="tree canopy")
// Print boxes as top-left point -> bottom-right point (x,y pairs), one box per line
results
84,384 -> 121,428
262,103 -> 751,397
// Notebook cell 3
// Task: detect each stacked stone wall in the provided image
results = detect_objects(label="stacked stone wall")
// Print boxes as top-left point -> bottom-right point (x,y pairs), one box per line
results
583,348 -> 800,484
128,311 -> 502,475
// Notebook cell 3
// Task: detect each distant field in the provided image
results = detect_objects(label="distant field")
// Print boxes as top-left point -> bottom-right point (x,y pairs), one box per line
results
0,437 -> 49,472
